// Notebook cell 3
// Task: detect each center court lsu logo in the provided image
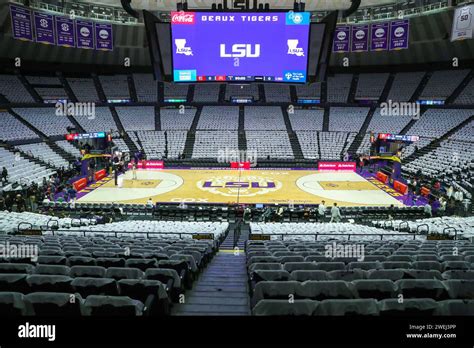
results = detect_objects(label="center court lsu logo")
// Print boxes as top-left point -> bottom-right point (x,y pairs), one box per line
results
287,40 -> 305,57
197,175 -> 282,198
175,39 -> 193,56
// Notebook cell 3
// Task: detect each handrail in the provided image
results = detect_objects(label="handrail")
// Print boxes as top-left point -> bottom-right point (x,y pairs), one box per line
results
23,0 -> 139,24
14,0 -> 450,26
399,221 -> 409,231
17,222 -> 33,232
340,0 -> 450,24
249,232 -> 418,241
443,227 -> 457,240
16,228 -> 216,240
71,218 -> 82,227
46,219 -> 59,231
416,224 -> 430,234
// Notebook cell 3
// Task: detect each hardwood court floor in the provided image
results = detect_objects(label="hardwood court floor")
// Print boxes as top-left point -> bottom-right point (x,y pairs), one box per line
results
77,169 -> 404,207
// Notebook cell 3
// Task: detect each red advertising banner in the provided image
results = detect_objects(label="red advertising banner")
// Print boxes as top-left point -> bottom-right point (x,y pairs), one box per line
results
393,180 -> 408,194
94,169 -> 107,181
376,171 -> 389,184
230,162 -> 251,170
318,162 -> 356,171
421,186 -> 431,197
128,160 -> 164,170
73,177 -> 87,191
65,133 -> 77,141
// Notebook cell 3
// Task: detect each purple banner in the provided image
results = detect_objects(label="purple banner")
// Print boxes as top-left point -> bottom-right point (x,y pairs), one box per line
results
55,16 -> 75,47
34,12 -> 55,45
351,24 -> 369,52
95,23 -> 113,51
10,4 -> 33,41
370,22 -> 389,51
333,26 -> 351,53
390,20 -> 409,50
76,20 -> 94,49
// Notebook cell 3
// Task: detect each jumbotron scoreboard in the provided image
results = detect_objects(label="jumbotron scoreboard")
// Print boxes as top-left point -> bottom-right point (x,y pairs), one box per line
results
144,9 -> 335,84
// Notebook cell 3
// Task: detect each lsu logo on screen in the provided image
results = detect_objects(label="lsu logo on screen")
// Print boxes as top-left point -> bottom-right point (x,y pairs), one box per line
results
220,44 -> 260,58
171,12 -> 196,24
287,40 -> 305,57
175,39 -> 193,56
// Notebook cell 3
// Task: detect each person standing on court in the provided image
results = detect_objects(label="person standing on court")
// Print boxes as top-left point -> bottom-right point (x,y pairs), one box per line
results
330,203 -> 342,223
132,161 -> 138,180
318,200 -> 326,222
68,185 -> 77,205
146,198 -> 154,208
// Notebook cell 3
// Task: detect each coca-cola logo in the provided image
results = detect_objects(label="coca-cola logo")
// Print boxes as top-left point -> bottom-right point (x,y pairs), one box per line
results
171,12 -> 195,24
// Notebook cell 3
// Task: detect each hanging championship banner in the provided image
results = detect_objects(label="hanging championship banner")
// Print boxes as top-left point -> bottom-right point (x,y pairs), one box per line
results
10,4 -> 33,41
55,16 -> 76,47
76,20 -> 95,49
389,20 -> 409,50
34,12 -> 55,45
351,24 -> 369,52
451,4 -> 473,41
95,23 -> 113,51
371,22 -> 389,51
333,25 -> 351,53
10,4 -> 114,51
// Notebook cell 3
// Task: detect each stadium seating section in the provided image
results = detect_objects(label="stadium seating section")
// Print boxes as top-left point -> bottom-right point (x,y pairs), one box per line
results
0,68 -> 473,318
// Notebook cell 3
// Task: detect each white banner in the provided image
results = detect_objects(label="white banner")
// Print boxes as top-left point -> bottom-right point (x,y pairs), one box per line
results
451,4 -> 474,41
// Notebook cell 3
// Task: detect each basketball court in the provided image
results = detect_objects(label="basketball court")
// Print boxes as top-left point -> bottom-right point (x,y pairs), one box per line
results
77,169 -> 405,207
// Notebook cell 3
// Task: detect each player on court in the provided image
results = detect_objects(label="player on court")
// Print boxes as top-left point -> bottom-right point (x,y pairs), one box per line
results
132,161 -> 137,180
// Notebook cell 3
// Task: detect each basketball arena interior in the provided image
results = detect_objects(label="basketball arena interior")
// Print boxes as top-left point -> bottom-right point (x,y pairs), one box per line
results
0,0 -> 474,344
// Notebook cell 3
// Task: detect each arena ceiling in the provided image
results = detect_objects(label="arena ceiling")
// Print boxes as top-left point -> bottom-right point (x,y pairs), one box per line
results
84,0 -> 396,11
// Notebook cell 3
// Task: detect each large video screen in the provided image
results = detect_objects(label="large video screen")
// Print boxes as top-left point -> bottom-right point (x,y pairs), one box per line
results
171,12 -> 311,83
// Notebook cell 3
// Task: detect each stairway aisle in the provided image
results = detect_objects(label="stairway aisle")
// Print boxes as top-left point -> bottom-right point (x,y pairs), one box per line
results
219,224 -> 249,250
172,223 -> 250,316
171,252 -> 250,316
